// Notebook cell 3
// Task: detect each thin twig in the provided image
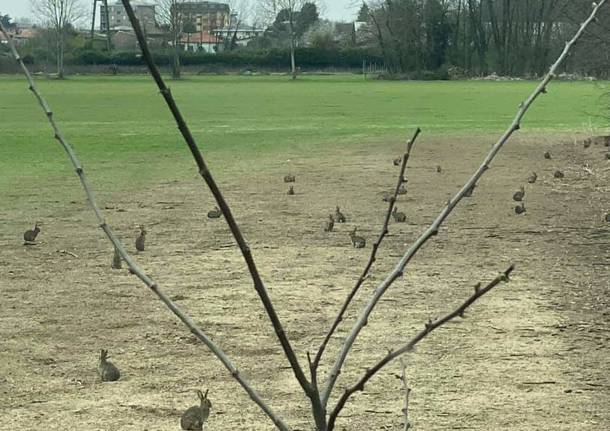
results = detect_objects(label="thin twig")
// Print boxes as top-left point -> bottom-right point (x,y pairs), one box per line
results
119,0 -> 312,397
327,266 -> 515,430
0,20 -> 292,431
313,128 -> 421,370
320,0 -> 607,408
399,358 -> 411,431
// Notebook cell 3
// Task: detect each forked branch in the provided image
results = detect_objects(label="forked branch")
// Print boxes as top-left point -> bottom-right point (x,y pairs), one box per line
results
321,0 -> 608,407
0,19 -> 292,431
314,128 -> 421,370
327,265 -> 515,430
119,0 -> 312,397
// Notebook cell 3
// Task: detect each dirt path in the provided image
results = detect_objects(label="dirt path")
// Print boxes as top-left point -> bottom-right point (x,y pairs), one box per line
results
1,134 -> 608,430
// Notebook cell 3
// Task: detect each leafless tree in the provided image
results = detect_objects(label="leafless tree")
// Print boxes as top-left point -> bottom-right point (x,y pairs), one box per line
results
1,1 -> 606,430
30,0 -> 84,78
259,0 -> 321,79
157,0 -> 184,79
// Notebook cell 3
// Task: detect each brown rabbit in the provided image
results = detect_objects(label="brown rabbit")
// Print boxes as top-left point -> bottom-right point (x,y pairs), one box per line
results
284,174 -> 296,183
513,186 -> 525,202
393,157 -> 402,166
544,151 -> 552,159
207,206 -> 222,219
392,207 -> 406,222
98,349 -> 120,382
23,222 -> 41,245
554,170 -> 565,179
181,389 -> 212,431
527,172 -> 538,184
111,248 -> 122,269
287,186 -> 295,195
515,202 -> 526,215
335,206 -> 346,223
324,214 -> 335,232
349,227 -> 366,249
436,165 -> 442,173
135,225 -> 146,252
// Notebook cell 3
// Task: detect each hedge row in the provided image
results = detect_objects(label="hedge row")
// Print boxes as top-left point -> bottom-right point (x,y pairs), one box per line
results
70,47 -> 384,69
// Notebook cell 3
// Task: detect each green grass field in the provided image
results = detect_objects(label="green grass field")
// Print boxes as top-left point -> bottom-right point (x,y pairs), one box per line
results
1,75 -> 607,206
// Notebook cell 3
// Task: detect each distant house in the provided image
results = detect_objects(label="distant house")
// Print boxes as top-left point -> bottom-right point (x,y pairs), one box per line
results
0,27 -> 39,46
181,32 -> 218,53
174,1 -> 231,34
334,22 -> 356,47
211,25 -> 264,49
100,0 -> 158,33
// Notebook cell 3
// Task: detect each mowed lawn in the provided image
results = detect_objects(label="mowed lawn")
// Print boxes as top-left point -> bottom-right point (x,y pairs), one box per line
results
0,74 -> 607,207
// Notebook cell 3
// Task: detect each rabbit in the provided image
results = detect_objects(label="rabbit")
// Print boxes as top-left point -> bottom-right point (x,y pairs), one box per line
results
513,186 -> 525,202
324,214 -> 335,232
397,185 -> 407,195
23,222 -> 41,244
207,206 -> 222,219
135,225 -> 146,252
335,206 -> 346,223
436,165 -> 442,173
583,138 -> 592,149
515,202 -> 526,215
393,157 -> 402,166
527,172 -> 538,184
544,151 -> 552,160
181,389 -> 212,431
287,186 -> 295,195
554,170 -> 565,179
349,227 -> 366,249
392,207 -> 406,223
284,174 -> 295,183
98,349 -> 120,382
111,248 -> 122,269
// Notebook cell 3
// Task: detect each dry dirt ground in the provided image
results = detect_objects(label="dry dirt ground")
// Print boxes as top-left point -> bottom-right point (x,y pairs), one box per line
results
1,134 -> 609,431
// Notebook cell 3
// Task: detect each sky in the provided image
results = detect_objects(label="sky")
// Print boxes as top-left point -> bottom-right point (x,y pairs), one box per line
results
0,0 -> 361,24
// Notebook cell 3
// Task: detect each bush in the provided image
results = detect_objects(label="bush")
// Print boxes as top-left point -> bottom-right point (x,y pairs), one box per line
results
67,47 -> 384,70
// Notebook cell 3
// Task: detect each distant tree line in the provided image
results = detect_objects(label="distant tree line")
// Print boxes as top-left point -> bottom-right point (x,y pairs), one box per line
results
359,0 -> 610,77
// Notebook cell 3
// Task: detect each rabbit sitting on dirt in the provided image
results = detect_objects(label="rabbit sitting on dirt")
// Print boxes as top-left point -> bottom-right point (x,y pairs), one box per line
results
181,389 -> 212,431
98,349 -> 120,382
335,206 -> 346,223
392,207 -> 406,222
349,227 -> 366,248
135,225 -> 146,252
324,214 -> 335,232
23,222 -> 41,245
527,172 -> 538,184
284,174 -> 295,183
287,186 -> 295,195
513,186 -> 525,202
207,206 -> 222,219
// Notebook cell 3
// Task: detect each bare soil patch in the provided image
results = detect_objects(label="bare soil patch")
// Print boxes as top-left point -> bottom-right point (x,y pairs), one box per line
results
1,134 -> 609,430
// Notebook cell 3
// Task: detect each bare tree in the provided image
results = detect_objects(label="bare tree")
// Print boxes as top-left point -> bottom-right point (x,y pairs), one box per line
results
259,0 -> 320,79
30,0 -> 84,78
1,1 -> 607,430
157,0 -> 184,79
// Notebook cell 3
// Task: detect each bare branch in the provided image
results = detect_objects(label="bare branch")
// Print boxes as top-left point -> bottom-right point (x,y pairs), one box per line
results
313,127 -> 421,370
399,358 -> 411,431
327,265 -> 515,430
119,0 -> 313,397
0,19 -> 292,431
321,0 -> 608,408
